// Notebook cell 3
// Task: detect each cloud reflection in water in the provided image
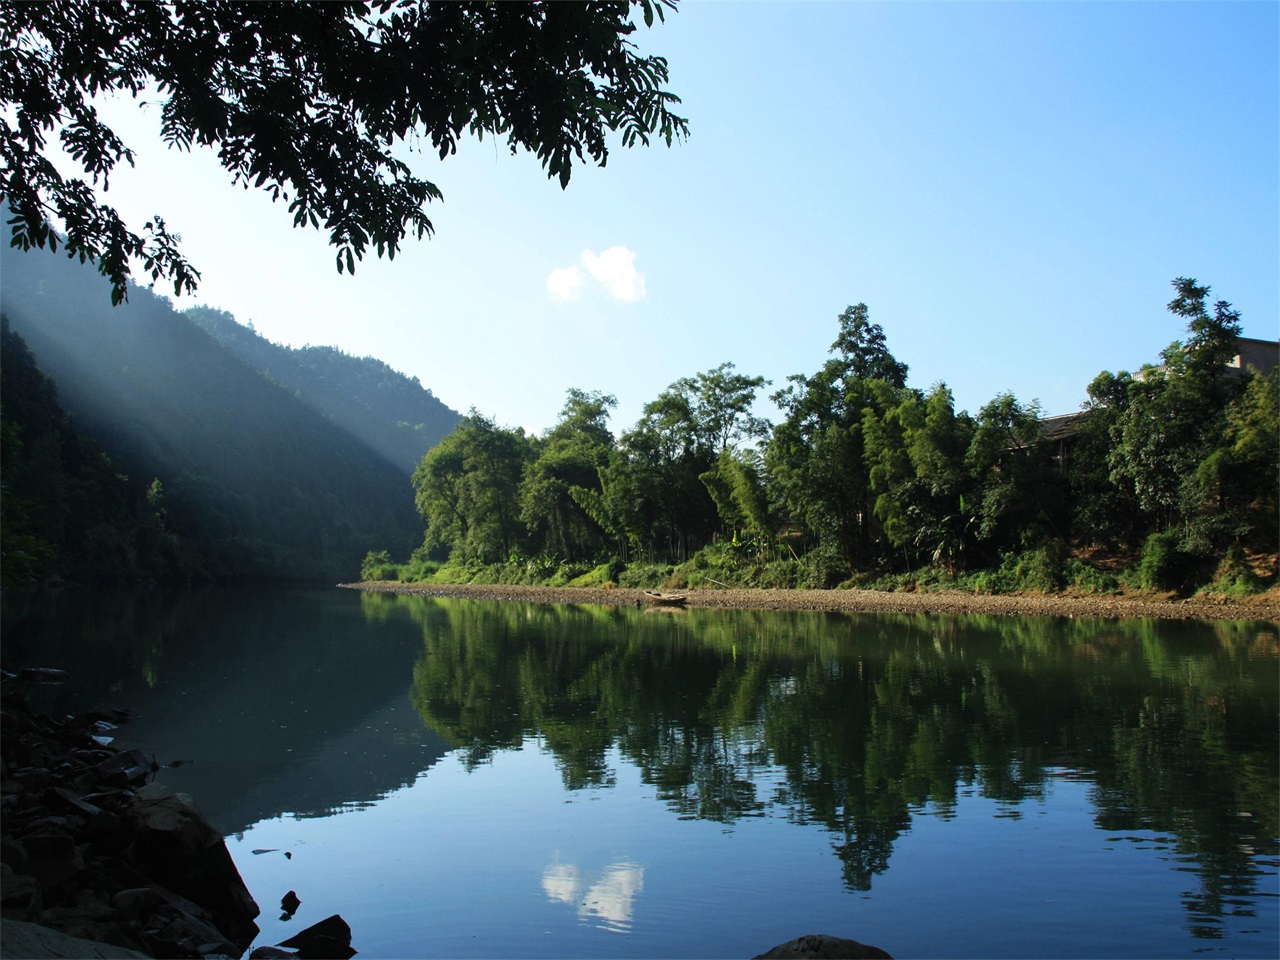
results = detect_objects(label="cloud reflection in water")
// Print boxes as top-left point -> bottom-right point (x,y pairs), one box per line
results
542,856 -> 645,933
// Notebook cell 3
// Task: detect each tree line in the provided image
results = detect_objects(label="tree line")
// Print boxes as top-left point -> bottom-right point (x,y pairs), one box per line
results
379,278 -> 1277,593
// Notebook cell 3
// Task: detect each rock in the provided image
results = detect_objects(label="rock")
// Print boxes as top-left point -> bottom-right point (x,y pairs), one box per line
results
1,836 -> 30,872
92,749 -> 155,787
142,902 -> 239,958
0,863 -> 44,920
39,892 -> 129,952
85,708 -> 133,726
22,831 -> 85,896
295,933 -> 358,958
754,933 -> 894,959
0,917 -> 150,959
1,697 -> 261,958
19,668 -> 70,684
250,947 -> 298,959
110,886 -> 164,919
279,914 -> 355,957
125,783 -> 260,947
49,786 -> 104,818
281,890 -> 301,918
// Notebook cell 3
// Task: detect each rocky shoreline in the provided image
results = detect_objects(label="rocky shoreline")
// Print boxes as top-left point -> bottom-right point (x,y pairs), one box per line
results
0,686 -> 260,958
345,581 -> 1280,622
0,683 -> 358,960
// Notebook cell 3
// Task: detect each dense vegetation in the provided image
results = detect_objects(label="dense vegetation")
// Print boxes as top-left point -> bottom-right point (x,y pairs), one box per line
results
374,280 -> 1278,596
1,244 -> 458,585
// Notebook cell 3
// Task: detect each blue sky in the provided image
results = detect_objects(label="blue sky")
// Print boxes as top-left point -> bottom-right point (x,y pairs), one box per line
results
72,1 -> 1278,435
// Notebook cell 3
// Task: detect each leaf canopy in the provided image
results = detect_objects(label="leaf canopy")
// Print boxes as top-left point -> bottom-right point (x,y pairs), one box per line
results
0,0 -> 688,303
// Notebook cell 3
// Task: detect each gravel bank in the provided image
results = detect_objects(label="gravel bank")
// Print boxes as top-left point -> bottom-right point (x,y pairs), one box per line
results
342,582 -> 1280,622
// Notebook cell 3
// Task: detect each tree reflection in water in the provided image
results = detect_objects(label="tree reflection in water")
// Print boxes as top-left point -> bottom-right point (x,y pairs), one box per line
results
366,592 -> 1277,929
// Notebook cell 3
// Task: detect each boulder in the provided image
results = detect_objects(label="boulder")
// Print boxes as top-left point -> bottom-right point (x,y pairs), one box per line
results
0,862 -> 44,920
142,902 -> 240,958
279,913 -> 356,958
125,783 -> 261,947
21,830 -> 85,896
754,933 -> 894,959
19,668 -> 70,684
0,917 -> 149,959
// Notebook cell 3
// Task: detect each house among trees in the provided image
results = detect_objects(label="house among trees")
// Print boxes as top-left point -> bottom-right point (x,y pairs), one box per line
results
1227,336 -> 1280,378
1038,335 -> 1279,472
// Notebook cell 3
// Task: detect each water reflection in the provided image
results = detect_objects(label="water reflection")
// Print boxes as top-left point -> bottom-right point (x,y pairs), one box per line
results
542,857 -> 645,933
2,586 -> 1275,953
371,591 -> 1278,930
0,587 -> 451,836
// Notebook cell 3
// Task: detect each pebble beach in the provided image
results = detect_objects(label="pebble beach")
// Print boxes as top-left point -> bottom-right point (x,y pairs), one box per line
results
345,581 -> 1280,622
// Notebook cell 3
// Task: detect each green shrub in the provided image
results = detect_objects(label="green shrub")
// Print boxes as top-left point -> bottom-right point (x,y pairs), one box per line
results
616,563 -> 674,589
429,559 -> 482,583
799,545 -> 846,590
1064,558 -> 1119,594
1200,547 -> 1266,597
360,549 -> 399,582
547,561 -> 593,586
751,559 -> 801,589
953,545 -> 1066,595
1138,530 -> 1192,591
402,551 -> 442,582
568,563 -> 611,587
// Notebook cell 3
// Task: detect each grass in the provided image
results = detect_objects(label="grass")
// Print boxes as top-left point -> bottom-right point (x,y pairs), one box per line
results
361,542 -> 1276,599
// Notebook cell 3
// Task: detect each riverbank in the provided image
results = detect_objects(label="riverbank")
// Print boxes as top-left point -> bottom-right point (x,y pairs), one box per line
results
344,581 -> 1280,622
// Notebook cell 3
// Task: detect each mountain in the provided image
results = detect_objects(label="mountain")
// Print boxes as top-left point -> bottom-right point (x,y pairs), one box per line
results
184,306 -> 458,474
1,317 -> 220,585
0,245 -> 458,582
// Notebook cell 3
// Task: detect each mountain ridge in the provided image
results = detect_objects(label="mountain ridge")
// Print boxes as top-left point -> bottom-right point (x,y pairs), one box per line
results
0,245 -> 459,581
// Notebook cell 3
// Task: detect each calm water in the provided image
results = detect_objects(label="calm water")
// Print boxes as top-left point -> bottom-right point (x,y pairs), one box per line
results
2,586 -> 1276,959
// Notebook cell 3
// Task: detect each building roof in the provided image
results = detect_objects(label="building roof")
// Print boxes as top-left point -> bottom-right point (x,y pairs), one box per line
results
1038,410 -> 1093,443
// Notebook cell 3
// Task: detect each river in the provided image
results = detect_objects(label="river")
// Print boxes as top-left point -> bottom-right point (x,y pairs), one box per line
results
3,585 -> 1276,959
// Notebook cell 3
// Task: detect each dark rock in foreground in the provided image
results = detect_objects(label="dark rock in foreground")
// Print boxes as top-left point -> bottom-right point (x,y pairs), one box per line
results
0,916 -> 150,958
1,689 -> 260,957
755,933 -> 894,959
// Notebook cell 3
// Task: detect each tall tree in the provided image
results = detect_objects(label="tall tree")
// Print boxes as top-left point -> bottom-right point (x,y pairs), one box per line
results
863,382 -> 975,573
521,389 -> 616,563
964,392 -> 1063,561
412,410 -> 530,564
1068,370 -> 1144,549
767,304 -> 909,578
1,0 -> 688,303
1215,367 -> 1279,553
1106,279 -> 1251,551
610,364 -> 769,560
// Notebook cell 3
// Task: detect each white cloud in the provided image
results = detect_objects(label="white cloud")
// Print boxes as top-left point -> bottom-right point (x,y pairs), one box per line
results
581,246 -> 646,302
546,246 -> 646,303
546,265 -> 585,302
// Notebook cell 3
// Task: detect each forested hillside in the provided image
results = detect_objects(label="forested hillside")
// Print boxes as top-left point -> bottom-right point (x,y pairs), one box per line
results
1,244 -> 449,582
185,306 -> 458,474
1,318 -> 219,585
